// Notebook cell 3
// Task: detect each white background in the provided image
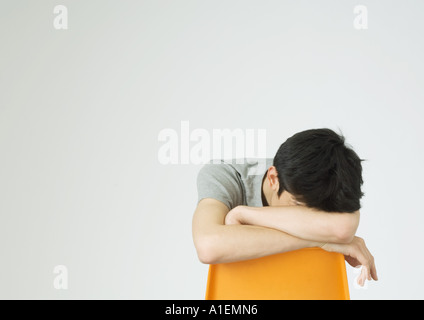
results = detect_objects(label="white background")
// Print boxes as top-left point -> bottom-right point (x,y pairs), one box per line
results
1,0 -> 423,299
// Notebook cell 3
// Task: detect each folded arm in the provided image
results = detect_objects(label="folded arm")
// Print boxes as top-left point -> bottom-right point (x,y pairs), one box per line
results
193,199 -> 376,285
225,205 -> 360,244
192,199 -> 322,264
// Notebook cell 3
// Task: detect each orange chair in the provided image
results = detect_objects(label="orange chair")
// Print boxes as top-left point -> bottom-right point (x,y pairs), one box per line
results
205,248 -> 350,300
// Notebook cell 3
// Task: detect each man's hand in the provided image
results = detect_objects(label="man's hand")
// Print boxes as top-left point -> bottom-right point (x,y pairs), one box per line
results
322,237 -> 378,286
224,205 -> 246,225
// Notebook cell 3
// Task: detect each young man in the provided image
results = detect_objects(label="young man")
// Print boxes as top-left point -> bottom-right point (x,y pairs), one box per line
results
192,128 -> 378,286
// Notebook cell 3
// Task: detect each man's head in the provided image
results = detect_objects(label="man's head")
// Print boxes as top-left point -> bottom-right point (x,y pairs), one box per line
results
268,128 -> 364,213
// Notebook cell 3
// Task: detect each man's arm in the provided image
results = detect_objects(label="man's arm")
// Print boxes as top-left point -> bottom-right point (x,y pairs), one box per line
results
225,205 -> 360,244
193,199 -> 377,286
192,198 -> 322,264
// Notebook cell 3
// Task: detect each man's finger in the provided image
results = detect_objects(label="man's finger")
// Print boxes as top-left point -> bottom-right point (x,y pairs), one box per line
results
360,266 -> 368,286
371,261 -> 378,281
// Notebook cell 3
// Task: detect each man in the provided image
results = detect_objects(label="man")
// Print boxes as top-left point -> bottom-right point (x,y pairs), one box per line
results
192,128 -> 378,286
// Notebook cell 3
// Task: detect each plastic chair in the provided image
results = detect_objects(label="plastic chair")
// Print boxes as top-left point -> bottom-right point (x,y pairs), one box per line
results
205,247 -> 350,300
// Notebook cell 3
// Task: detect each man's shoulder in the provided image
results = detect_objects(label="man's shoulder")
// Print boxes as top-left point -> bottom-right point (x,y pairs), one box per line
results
198,158 -> 272,182
197,158 -> 272,208
220,158 -> 273,177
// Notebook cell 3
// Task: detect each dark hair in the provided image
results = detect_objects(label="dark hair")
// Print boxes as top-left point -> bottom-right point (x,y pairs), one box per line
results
273,128 -> 364,213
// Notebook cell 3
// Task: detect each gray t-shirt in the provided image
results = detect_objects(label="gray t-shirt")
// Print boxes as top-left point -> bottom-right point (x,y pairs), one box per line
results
197,158 -> 273,210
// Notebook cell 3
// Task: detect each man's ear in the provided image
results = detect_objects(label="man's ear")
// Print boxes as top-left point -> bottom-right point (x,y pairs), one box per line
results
267,166 -> 280,192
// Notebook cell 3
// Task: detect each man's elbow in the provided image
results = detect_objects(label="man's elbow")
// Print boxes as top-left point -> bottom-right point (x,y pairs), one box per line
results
334,212 -> 360,243
196,246 -> 217,265
335,227 -> 356,243
194,237 -> 222,265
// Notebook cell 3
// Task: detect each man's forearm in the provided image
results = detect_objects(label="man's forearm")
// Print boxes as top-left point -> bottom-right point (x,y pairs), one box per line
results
230,205 -> 359,243
200,224 -> 322,264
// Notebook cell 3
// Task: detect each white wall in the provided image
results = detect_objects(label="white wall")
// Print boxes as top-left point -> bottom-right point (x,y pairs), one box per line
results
1,0 -> 423,299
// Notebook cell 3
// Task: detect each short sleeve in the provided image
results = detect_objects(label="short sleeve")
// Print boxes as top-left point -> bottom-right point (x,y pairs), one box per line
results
196,162 -> 245,210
